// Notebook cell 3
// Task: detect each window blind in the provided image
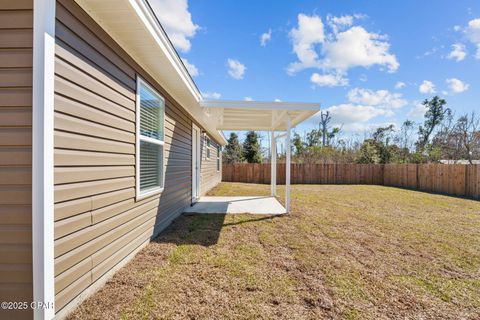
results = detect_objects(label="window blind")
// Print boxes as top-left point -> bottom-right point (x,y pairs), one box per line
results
140,141 -> 163,192
137,79 -> 165,197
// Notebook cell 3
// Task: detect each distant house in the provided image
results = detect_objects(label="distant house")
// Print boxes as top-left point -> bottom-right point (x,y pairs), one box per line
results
0,1 -> 318,319
439,160 -> 480,164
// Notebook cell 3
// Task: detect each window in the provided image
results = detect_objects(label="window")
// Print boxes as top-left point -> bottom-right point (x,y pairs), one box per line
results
216,145 -> 221,172
136,78 -> 165,198
206,136 -> 211,159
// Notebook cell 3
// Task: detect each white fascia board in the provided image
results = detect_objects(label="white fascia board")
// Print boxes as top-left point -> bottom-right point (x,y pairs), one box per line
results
131,0 -> 226,144
129,0 -> 202,102
200,99 -> 321,111
74,0 -> 226,145
32,0 -> 56,319
201,100 -> 320,132
218,130 -> 227,145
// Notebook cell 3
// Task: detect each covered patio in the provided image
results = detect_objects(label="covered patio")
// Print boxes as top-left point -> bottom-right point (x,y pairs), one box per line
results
184,196 -> 286,215
188,99 -> 320,214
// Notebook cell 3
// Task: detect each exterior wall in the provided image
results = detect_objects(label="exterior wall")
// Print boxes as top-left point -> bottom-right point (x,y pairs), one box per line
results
200,133 -> 222,195
52,0 -> 213,315
0,1 -> 34,319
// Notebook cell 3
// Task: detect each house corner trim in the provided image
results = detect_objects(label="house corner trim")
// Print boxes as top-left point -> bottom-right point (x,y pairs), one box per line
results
32,0 -> 56,319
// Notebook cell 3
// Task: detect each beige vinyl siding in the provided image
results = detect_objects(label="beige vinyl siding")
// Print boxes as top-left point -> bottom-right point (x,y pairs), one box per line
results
200,134 -> 222,195
0,1 -> 33,320
53,0 -> 202,314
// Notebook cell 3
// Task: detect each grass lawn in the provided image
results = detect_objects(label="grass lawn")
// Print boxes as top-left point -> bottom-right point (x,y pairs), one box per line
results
69,183 -> 480,320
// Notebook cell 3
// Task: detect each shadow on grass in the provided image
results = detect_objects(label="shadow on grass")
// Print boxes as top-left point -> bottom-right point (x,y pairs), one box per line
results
153,214 -> 281,247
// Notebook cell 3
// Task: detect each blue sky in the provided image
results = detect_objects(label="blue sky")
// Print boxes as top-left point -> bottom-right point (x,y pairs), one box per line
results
151,0 -> 480,141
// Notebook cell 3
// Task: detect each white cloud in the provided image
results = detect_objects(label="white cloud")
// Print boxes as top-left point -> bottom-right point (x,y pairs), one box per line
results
466,19 -> 480,41
310,72 -> 348,87
395,81 -> 406,89
419,80 -> 436,94
181,58 -> 199,77
327,104 -> 391,123
260,29 -> 272,47
244,97 -> 253,101
327,15 -> 354,33
465,18 -> 480,58
347,88 -> 407,109
202,92 -> 221,99
288,14 -> 399,79
408,102 -> 427,118
421,47 -> 438,58
321,27 -> 399,72
150,0 -> 199,52
288,14 -> 325,73
227,59 -> 246,80
274,98 -> 282,102
446,78 -> 469,93
447,43 -> 467,61
325,104 -> 394,131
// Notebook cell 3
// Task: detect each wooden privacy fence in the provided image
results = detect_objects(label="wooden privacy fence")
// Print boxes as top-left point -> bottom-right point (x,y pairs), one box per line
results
222,163 -> 480,199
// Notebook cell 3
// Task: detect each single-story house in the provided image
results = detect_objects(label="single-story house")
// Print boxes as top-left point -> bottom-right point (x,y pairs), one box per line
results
0,0 -> 319,319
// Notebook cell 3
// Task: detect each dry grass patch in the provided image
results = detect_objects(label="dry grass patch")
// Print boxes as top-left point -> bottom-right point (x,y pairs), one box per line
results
69,183 -> 480,320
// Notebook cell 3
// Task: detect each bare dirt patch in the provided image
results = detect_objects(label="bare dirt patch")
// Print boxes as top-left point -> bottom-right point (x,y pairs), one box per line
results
68,183 -> 480,320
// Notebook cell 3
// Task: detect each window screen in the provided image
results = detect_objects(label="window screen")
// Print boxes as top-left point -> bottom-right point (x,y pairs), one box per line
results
137,78 -> 165,197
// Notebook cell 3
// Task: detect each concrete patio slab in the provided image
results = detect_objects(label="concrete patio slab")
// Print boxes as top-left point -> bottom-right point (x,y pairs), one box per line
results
183,196 -> 286,215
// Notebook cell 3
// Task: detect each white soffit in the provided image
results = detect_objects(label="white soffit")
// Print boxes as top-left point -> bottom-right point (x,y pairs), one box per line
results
200,100 -> 321,131
74,0 -> 227,144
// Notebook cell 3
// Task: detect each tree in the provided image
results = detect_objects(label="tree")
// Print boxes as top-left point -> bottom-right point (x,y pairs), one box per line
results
432,111 -> 459,161
356,139 -> 381,164
319,111 -> 331,146
327,127 -> 342,146
393,120 -> 416,163
318,111 -> 341,146
368,125 -> 397,164
398,120 -> 415,150
223,132 -> 243,163
373,124 -> 395,145
292,132 -> 305,155
306,129 -> 322,147
417,96 -> 451,150
242,131 -> 263,163
455,112 -> 480,164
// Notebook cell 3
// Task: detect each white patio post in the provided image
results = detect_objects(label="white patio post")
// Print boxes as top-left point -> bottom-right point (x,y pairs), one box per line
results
271,131 -> 276,196
285,116 -> 291,213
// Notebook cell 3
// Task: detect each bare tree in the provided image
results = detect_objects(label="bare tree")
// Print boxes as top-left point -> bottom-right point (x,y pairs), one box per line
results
399,120 -> 415,151
432,111 -> 459,161
319,111 -> 331,147
456,112 -> 480,164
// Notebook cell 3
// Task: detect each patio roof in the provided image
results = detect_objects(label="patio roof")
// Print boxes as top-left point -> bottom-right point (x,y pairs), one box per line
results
200,100 -> 320,131
200,100 -> 320,214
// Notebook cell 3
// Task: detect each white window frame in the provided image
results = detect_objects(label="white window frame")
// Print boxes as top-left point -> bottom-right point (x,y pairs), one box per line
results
216,145 -> 221,172
136,76 -> 166,200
